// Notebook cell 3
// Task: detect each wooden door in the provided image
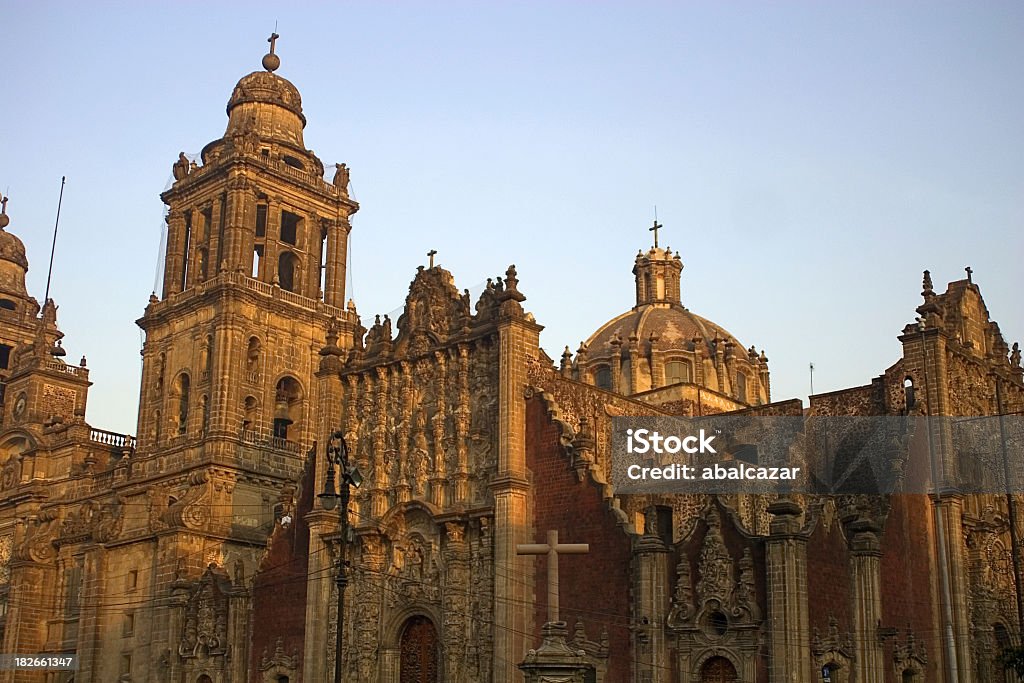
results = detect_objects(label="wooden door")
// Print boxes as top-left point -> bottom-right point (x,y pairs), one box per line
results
400,615 -> 439,683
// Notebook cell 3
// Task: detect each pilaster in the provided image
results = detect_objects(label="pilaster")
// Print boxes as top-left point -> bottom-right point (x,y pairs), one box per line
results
766,497 -> 811,683
634,528 -> 670,683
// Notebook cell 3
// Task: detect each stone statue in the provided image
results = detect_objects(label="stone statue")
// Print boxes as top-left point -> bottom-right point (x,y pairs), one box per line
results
333,163 -> 350,194
172,153 -> 190,180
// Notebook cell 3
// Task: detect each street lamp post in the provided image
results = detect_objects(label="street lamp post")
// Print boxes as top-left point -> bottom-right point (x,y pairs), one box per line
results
318,430 -> 363,683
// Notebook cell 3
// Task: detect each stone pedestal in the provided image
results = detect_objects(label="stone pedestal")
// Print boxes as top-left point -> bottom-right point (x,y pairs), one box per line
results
519,622 -> 594,683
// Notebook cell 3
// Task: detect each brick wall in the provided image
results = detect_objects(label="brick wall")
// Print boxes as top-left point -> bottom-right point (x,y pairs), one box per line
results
879,495 -> 940,682
806,516 -> 853,636
526,396 -> 632,681
248,449 -> 314,680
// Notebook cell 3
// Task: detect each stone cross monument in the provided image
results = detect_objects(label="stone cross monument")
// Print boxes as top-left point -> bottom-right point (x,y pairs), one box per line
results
517,530 -> 595,683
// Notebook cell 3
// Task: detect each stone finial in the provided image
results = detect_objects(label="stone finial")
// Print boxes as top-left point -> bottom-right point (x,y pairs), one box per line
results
263,32 -> 281,72
80,355 -> 87,368
560,346 -> 573,376
505,264 -> 519,292
921,269 -> 934,298
0,192 -> 9,229
1011,342 -> 1021,368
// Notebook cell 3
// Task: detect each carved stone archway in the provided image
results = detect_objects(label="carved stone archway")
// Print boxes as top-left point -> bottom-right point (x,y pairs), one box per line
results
400,615 -> 440,683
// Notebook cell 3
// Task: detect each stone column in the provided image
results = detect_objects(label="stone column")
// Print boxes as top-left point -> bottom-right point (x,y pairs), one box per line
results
634,523 -> 670,683
766,497 -> 811,683
491,272 -> 542,683
163,209 -> 186,297
306,214 -> 322,298
224,174 -> 254,274
303,512 -> 336,682
847,519 -> 884,683
73,545 -> 106,683
610,337 -> 623,393
324,217 -> 349,308
263,199 -> 282,285
628,334 -> 640,394
208,193 -> 224,273
939,496 -> 973,682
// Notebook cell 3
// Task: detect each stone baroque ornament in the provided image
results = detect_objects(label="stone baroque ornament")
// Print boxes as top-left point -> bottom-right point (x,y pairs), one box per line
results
177,565 -> 233,660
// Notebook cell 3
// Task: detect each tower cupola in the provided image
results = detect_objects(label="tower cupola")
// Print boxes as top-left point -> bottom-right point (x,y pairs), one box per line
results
632,219 -> 683,306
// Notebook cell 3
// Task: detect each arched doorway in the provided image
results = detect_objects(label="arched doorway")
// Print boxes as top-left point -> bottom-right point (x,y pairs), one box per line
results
700,656 -> 738,683
400,615 -> 439,683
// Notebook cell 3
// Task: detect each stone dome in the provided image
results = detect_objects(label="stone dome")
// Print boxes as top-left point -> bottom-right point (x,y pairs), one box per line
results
573,234 -> 770,405
0,210 -> 28,271
226,70 -> 305,125
586,304 -> 746,359
221,39 -> 308,149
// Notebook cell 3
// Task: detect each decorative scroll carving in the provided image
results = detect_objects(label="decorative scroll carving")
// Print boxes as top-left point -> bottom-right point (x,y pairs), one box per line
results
165,470 -> 211,530
17,508 -> 61,563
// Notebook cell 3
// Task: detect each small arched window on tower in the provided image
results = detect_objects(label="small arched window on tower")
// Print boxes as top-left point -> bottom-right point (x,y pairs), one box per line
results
736,371 -> 748,403
278,251 -> 298,293
0,299 -> 16,311
273,376 -> 303,440
243,395 -> 259,433
0,344 -> 12,370
656,274 -> 665,299
175,373 -> 191,435
246,337 -> 261,381
594,366 -> 612,391
903,377 -> 916,411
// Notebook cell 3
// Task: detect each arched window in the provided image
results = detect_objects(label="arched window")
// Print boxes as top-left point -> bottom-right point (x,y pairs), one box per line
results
0,343 -> 12,370
175,374 -> 191,434
243,396 -> 259,431
665,360 -> 690,385
273,376 -> 303,440
0,299 -> 16,311
594,366 -> 612,391
736,371 -> 748,402
247,337 -> 261,378
278,251 -> 298,293
903,377 -> 915,410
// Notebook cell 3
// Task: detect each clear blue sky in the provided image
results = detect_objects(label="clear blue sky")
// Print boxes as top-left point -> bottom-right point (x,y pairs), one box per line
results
1,2 -> 1021,434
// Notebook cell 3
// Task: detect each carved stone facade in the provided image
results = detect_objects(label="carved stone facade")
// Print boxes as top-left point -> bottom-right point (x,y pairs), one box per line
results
0,39 -> 1021,683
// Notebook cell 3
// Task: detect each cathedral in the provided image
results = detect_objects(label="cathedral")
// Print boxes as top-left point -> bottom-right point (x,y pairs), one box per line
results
0,38 -> 1022,683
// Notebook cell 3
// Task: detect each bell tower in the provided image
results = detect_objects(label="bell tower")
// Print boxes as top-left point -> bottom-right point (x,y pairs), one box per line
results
137,35 -> 357,463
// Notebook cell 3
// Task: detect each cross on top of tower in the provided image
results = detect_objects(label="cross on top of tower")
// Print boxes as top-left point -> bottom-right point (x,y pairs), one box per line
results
428,249 -> 438,269
650,219 -> 663,248
262,32 -> 281,72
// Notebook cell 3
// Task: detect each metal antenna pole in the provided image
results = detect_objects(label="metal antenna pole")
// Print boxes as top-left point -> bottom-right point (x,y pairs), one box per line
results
44,176 -> 66,303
